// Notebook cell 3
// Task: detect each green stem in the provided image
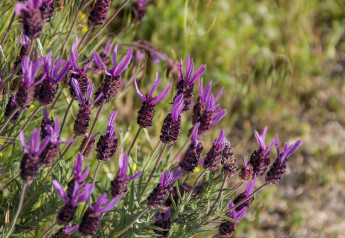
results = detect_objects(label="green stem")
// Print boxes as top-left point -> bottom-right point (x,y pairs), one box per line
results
114,208 -> 149,238
127,127 -> 141,155
40,223 -> 57,238
185,170 -> 206,201
5,184 -> 28,238
48,87 -> 65,115
208,174 -> 228,214
16,105 -> 42,136
171,131 -> 192,163
77,25 -> 93,50
0,12 -> 16,46
0,107 -> 20,135
142,140 -> 161,171
92,161 -> 102,186
59,99 -> 74,136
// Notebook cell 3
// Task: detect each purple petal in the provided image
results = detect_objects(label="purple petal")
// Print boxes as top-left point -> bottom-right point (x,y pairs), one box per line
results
52,180 -> 68,203
245,174 -> 257,196
216,129 -> 226,148
90,91 -> 103,106
198,78 -> 203,96
287,140 -> 302,158
97,195 -> 121,214
133,75 -> 146,101
15,3 -> 29,16
125,171 -> 142,181
151,82 -> 172,104
228,201 -> 236,218
178,58 -> 184,82
71,78 -> 84,104
169,168 -> 182,185
19,131 -> 29,153
85,82 -> 94,103
264,138 -> 275,154
160,170 -> 170,187
119,150 -> 128,178
55,60 -> 72,83
107,110 -> 117,135
30,0 -> 43,9
201,81 -> 212,102
94,193 -> 108,211
214,87 -> 224,103
73,154 -> 83,177
213,109 -> 227,125
70,37 -> 79,70
77,183 -> 94,203
171,94 -> 184,121
29,129 -> 39,154
163,208 -> 171,221
71,181 -> 80,206
242,156 -> 248,166
65,225 -> 79,235
37,136 -> 50,155
149,72 -> 162,99
191,122 -> 201,144
78,166 -> 90,182
274,134 -> 281,162
190,65 -> 206,85
234,206 -> 248,220
114,48 -> 132,76
93,51 -> 106,70
112,45 -> 118,71
254,130 -> 265,151
42,108 -> 49,121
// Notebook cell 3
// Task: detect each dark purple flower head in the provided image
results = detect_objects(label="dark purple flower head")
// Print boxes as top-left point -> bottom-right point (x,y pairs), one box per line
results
275,135 -> 302,163
171,94 -> 184,121
244,174 -> 257,196
73,154 -> 90,183
88,193 -> 121,215
155,207 -> 171,222
227,201 -> 248,221
160,169 -> 182,188
106,110 -> 122,139
118,147 -> 142,181
15,0 -> 43,16
45,117 -> 74,145
41,52 -> 72,84
19,129 -> 50,156
52,180 -> 93,207
134,72 -> 172,104
93,45 -> 132,77
254,127 -> 275,154
179,54 -> 206,86
21,56 -> 42,87
71,79 -> 103,107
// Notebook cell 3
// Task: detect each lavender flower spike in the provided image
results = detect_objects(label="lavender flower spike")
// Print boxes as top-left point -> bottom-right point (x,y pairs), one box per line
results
135,72 -> 172,128
233,175 -> 257,212
172,94 -> 185,121
175,54 -> 206,111
15,0 -> 44,39
111,147 -> 142,197
154,207 -> 171,237
53,180 -> 94,225
219,201 -> 248,237
203,129 -> 226,171
80,194 -> 121,236
72,154 -> 91,184
239,156 -> 253,181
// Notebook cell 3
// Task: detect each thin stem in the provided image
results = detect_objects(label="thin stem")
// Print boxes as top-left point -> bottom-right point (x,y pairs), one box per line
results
0,12 -> 16,46
0,110 -> 24,151
127,127 -> 141,155
185,170 -> 206,201
40,223 -> 57,238
208,174 -> 228,213
142,141 -> 161,171
80,0 -> 130,53
77,26 -> 93,50
0,107 -> 20,135
59,99 -> 74,136
48,87 -> 65,115
114,207 -> 149,238
92,161 -> 102,186
80,101 -> 104,154
5,184 -> 28,238
15,105 -> 42,136
224,181 -> 243,198
60,0 -> 85,55
140,144 -> 167,197
171,132 -> 192,163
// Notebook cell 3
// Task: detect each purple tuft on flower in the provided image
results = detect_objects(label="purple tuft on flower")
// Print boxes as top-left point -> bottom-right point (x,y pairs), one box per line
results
219,201 -> 248,237
51,223 -> 79,238
239,156 -> 253,181
93,46 -> 132,106
265,136 -> 302,185
233,175 -> 257,212
134,72 -> 172,128
111,147 -> 142,197
96,110 -> 122,161
175,54 -> 206,112
203,129 -> 226,171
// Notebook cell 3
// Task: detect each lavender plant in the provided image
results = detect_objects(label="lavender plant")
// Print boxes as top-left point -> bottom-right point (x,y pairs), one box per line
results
0,1 -> 303,238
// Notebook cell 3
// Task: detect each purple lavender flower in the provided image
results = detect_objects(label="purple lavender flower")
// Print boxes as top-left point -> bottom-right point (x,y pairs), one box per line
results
99,39 -> 113,65
239,156 -> 253,181
88,0 -> 110,26
233,175 -> 257,212
80,132 -> 101,157
67,153 -> 91,198
111,147 -> 142,197
13,35 -> 30,75
265,136 -> 302,185
19,129 -> 50,183
16,56 -> 42,109
40,117 -> 74,167
134,72 -> 172,128
15,0 -> 44,39
160,94 -> 184,144
179,122 -> 203,174
67,36 -> 94,99
52,223 -> 79,238
40,107 -> 54,139
79,194 -> 121,236
249,127 -> 275,177
175,54 -> 206,112
53,180 -> 94,225
147,169 -> 182,209
72,79 -> 103,135
195,79 -> 226,135
221,139 -> 238,176
37,52 -> 72,105
203,129 -> 226,171
154,207 -> 171,237
218,201 -> 248,237
96,110 -> 122,161
40,0 -> 55,23
132,0 -> 151,21
93,45 -> 132,106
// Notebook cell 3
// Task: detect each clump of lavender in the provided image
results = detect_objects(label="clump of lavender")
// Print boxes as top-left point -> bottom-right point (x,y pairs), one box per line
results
15,0 -> 44,39
218,201 -> 248,237
37,52 -> 71,105
134,72 -> 172,128
93,45 -> 132,106
203,130 -> 226,171
79,132 -> 100,157
88,0 -> 110,26
221,139 -> 238,176
4,93 -> 20,123
160,94 -> 184,144
154,207 -> 171,237
265,136 -> 302,185
53,180 -> 93,225
67,154 -> 90,198
40,0 -> 55,23
233,175 -> 257,212
79,194 -> 121,236
175,54 -> 206,112
239,157 -> 253,181
72,79 -> 102,136
194,79 -> 226,135
147,169 -> 182,209
249,127 -> 275,177
39,117 -> 74,167
16,56 -> 42,110
52,224 -> 79,238
19,129 -> 50,184
179,122 -> 203,174
96,110 -> 122,161
110,147 -> 142,197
